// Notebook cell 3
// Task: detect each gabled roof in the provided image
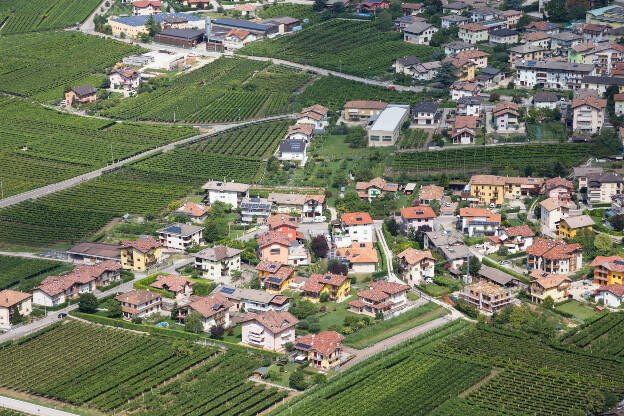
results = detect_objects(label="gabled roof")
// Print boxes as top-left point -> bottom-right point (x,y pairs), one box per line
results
268,192 -> 307,206
504,225 -> 535,238
70,85 -> 97,97
344,100 -> 387,110
132,0 -> 161,7
397,55 -> 421,66
453,115 -> 478,130
202,181 -> 250,192
195,245 -> 242,261
450,81 -> 478,92
174,201 -> 209,218
562,215 -> 594,229
258,231 -> 292,249
571,96 -> 607,110
596,283 -> 624,298
493,100 -> 519,117
355,177 -> 398,192
490,28 -> 519,37
243,310 -> 298,333
115,289 -> 161,306
157,222 -> 203,237
523,31 -> 550,41
524,21 -> 559,31
459,23 -> 488,31
302,273 -> 349,293
526,238 -> 582,260
404,21 -> 435,34
397,248 -> 434,264
287,123 -> 314,137
0,290 -> 31,308
150,274 -> 194,293
366,280 -> 410,295
188,293 -> 232,318
225,29 -> 252,40
444,1 -> 468,9
121,238 -> 161,253
418,184 -> 444,201
590,255 -> 624,272
529,270 -> 570,289
533,92 -> 558,103
477,265 -> 518,286
509,43 -> 547,54
267,214 -> 299,230
412,101 -> 439,113
294,331 -> 344,356
543,177 -> 573,191
341,212 -> 373,226
400,206 -> 436,220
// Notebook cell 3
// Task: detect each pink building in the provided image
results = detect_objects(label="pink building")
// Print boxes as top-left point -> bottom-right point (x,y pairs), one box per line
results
241,310 -> 298,351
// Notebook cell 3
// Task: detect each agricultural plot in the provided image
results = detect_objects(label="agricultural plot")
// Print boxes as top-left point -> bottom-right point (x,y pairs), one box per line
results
257,3 -> 318,23
0,0 -> 100,34
391,143 -> 591,174
0,256 -> 64,291
0,96 -> 197,197
239,20 -> 439,78
100,58 -> 311,122
0,321 -> 218,410
563,312 -> 624,358
398,128 -> 428,149
0,32 -> 143,99
123,351 -> 289,416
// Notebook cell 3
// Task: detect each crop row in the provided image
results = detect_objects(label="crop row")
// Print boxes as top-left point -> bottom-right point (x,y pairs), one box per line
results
398,128 -> 428,149
0,0 -> 101,34
0,256 -> 63,291
564,313 -> 624,357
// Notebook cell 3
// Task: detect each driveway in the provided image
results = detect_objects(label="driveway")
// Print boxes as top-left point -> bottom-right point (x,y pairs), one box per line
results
0,395 -> 78,416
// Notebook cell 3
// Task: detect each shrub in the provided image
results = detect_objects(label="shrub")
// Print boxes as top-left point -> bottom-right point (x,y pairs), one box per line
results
78,293 -> 98,314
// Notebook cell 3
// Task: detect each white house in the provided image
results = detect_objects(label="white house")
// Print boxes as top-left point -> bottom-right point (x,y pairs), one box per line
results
194,245 -> 243,280
279,139 -> 307,166
340,212 -> 374,243
533,92 -> 559,109
180,293 -> 231,331
456,96 -> 482,117
331,242 -> 378,274
595,284 -> 624,307
0,290 -> 32,329
202,181 -> 250,209
241,310 -> 298,351
400,206 -> 436,234
397,248 -> 435,286
213,285 -> 290,313
450,82 -> 479,101
348,281 -> 410,318
157,223 -> 203,250
109,67 -> 140,90
459,207 -> 501,237
296,104 -> 329,132
223,29 -> 257,50
132,0 -> 161,15
115,290 -> 162,320
499,225 -> 535,252
286,123 -> 314,142
302,194 -> 325,221
540,197 -> 572,232
411,102 -> 440,126
493,100 -> 520,130
403,22 -> 438,45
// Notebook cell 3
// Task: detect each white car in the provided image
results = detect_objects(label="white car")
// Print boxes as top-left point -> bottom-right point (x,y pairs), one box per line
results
313,215 -> 327,223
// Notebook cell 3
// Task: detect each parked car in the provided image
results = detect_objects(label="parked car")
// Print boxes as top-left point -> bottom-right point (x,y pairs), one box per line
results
57,313 -> 67,318
313,216 -> 327,223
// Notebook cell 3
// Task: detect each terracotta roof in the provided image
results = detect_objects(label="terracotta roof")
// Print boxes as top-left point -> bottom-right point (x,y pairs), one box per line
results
0,290 -> 31,308
357,288 -> 389,302
614,93 -> 624,101
450,81 -> 478,91
470,174 -> 507,186
234,3 -> 257,10
202,181 -> 249,192
188,293 -> 232,318
334,243 -> 378,264
561,215 -> 594,229
257,231 -> 291,249
504,225 -> 534,238
174,202 -> 208,217
453,115 -> 478,129
460,207 -> 492,217
543,177 -> 573,192
397,248 -> 434,265
401,2 -> 423,8
526,238 -> 582,260
366,280 -> 410,295
305,194 -> 325,204
132,0 -> 161,7
418,185 -> 444,201
115,289 -> 161,306
540,197 -> 564,211
355,177 -> 398,192
493,100 -> 519,117
523,31 -> 550,41
296,110 -> 324,121
344,100 -> 388,110
571,96 -> 607,110
401,206 -> 436,220
501,9 -> 522,16
243,310 -> 298,333
596,283 -> 624,298
529,270 -> 570,289
287,123 -> 314,137
295,331 -> 344,355
454,49 -> 489,60
341,212 -> 373,226
110,67 -> 139,79
267,192 -> 307,206
302,104 -> 329,116
255,260 -> 283,273
302,273 -> 349,293
266,214 -> 299,230
460,23 -> 488,31
121,238 -> 161,253
571,42 -> 596,53
225,29 -> 252,40
524,21 -> 558,31
195,245 -> 242,261
35,260 -> 120,296
590,255 -> 624,272
150,274 -> 194,293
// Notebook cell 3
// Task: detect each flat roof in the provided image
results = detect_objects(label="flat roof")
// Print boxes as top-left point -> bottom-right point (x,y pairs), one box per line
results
370,107 -> 408,132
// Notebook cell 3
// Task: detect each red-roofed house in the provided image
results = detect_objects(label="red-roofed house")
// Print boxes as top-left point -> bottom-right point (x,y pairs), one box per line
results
120,238 -> 162,272
526,238 -> 583,275
110,67 -> 140,90
296,105 -> 329,131
543,177 -> 574,200
499,225 -> 535,252
332,242 -> 379,274
0,290 -> 32,329
595,284 -> 624,307
242,310 -> 298,351
458,208 -> 501,236
115,289 -> 162,319
400,206 -> 436,234
173,201 -> 209,222
340,212 -> 374,243
224,29 -> 257,49
257,231 -> 292,265
302,273 -> 351,303
149,274 -> 194,299
450,115 -> 478,144
266,214 -> 299,241
178,293 -> 232,331
590,255 -> 624,285
527,270 -> 571,304
356,0 -> 389,13
348,280 -> 410,318
355,177 -> 398,200
255,261 -> 295,293
132,0 -> 161,15
294,331 -> 344,369
397,248 -> 435,285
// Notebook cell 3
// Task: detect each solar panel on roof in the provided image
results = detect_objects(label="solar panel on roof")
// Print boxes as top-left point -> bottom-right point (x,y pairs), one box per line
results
220,287 -> 236,295
268,277 -> 282,283
615,260 -> 624,265
269,264 -> 276,269
324,275 -> 332,280
295,342 -> 311,349
212,304 -> 221,310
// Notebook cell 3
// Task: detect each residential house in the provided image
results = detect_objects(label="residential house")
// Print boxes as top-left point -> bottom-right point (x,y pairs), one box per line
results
549,31 -> 583,52
586,5 -> 624,29
558,215 -> 595,239
172,202 -> 209,223
400,206 -> 436,234
157,223 -> 203,250
524,21 -> 559,34
452,49 -> 489,68
149,274 -> 194,299
540,197 -> 573,232
477,265 -> 520,287
450,82 -> 479,100
348,281 -> 410,317
443,40 -> 475,55
580,76 -> 624,95
302,195 -> 325,221
213,285 -> 290,313
411,102 -> 441,126
403,22 -> 438,45
595,284 -> 624,307
456,96 -> 482,117
0,290 -> 32,329
460,281 -> 512,311
194,246 -> 242,279
331,242 -> 378,274
340,212 -> 374,243
582,23 -> 610,41
241,310 -> 298,351
489,28 -> 519,44
443,56 -> 476,81
356,177 -> 398,200
522,31 -> 551,49
178,293 -> 232,331
459,23 -> 489,44
257,231 -> 292,265
109,67 -> 140,90
296,104 -> 329,132
515,61 -> 594,89
468,175 -> 542,206
397,248 -> 435,285
401,2 -> 424,15
120,238 -> 162,272
587,173 -> 624,204
533,92 -> 559,109
115,289 -> 162,320
591,255 -> 624,285
255,260 -> 295,293
266,214 -> 299,241
443,1 -> 469,14
417,184 -> 444,204
368,106 -> 409,147
614,94 -> 624,117
499,225 -> 535,252
527,270 -> 571,303
294,331 -> 344,369
577,42 -> 624,76
450,115 -> 478,144
222,29 -> 257,50
499,9 -> 522,28
543,177 -> 574,200
396,15 -> 426,31
459,207 -> 501,236
233,4 -> 257,17
470,6 -> 499,23
286,123 -> 314,143
67,242 -> 121,264
267,193 -> 306,216
302,273 -> 351,302
441,14 -> 470,29
240,197 -> 272,223
475,66 -> 503,89
202,181 -> 250,209
343,100 -> 387,121
395,55 -> 421,74
424,231 -> 470,270
480,19 -> 508,32
573,166 -> 604,189
606,26 -> 624,42
279,139 -> 307,166
508,44 -> 546,68
65,85 -> 97,108
356,0 -> 389,13
572,96 -> 607,134
526,238 -> 583,274
493,100 -> 519,130
132,0 -> 161,15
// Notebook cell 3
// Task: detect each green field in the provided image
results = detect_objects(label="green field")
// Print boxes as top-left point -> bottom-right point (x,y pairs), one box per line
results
398,128 -> 428,149
0,256 -> 66,291
239,19 -> 439,78
563,312 -> 624,357
555,300 -> 597,321
0,0 -> 100,34
0,31 -> 143,100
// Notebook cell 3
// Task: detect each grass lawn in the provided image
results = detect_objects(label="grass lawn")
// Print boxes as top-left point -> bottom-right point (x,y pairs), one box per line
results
555,300 -> 597,321
318,297 -> 361,333
265,362 -> 318,388
315,134 -> 394,160
221,324 -> 242,343
343,302 -> 446,349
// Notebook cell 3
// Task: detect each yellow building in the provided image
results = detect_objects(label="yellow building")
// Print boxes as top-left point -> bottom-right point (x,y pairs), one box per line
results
343,101 -> 388,121
301,273 -> 350,303
120,238 -> 162,272
590,255 -> 624,285
255,261 -> 295,293
469,175 -> 543,207
293,331 -> 344,369
528,270 -> 571,304
558,215 -> 594,239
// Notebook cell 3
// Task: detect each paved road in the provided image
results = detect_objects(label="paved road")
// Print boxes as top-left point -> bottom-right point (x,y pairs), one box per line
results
0,251 -> 72,263
0,396 -> 78,416
0,114 -> 292,209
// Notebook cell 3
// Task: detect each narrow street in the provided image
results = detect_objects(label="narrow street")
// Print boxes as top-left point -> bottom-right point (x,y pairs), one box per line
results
0,395 -> 78,416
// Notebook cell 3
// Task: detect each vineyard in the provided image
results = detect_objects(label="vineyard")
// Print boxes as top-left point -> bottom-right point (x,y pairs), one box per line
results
0,256 -> 64,291
0,0 -> 100,34
398,128 -> 429,149
123,350 -> 289,415
0,96 -> 197,197
0,32 -> 143,100
238,20 -> 439,78
0,321 -> 219,409
257,3 -> 318,22
391,143 -> 592,174
100,57 -> 311,122
563,312 -> 624,358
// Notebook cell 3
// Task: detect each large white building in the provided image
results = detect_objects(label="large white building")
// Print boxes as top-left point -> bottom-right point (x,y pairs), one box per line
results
403,22 -> 438,45
515,61 -> 595,90
194,246 -> 243,279
241,310 -> 298,351
157,223 -> 203,250
368,106 -> 409,147
339,212 -> 374,243
202,181 -> 250,208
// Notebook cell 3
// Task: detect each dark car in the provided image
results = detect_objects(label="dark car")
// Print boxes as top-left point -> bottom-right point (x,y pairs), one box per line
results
57,313 -> 67,319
